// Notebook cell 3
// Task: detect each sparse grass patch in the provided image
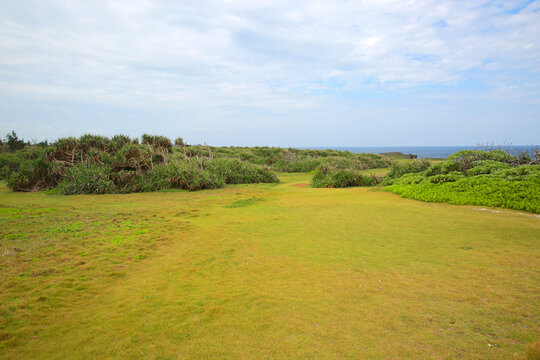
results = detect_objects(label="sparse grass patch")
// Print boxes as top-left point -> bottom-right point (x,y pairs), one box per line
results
224,197 -> 264,208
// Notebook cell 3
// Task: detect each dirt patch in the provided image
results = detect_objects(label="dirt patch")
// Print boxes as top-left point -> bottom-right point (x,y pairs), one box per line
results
474,207 -> 540,218
292,183 -> 309,188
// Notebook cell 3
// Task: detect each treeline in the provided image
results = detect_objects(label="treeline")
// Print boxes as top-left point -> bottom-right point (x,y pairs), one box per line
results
0,131 -> 48,152
384,149 -> 540,213
0,133 -> 392,194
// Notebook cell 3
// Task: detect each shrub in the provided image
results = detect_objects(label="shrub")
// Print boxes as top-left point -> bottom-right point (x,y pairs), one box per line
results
5,147 -> 54,191
312,169 -> 381,188
447,150 -> 513,171
310,155 -> 390,188
56,163 -> 115,195
174,137 -> 186,147
0,152 -> 18,179
384,153 -> 540,213
141,134 -> 173,153
385,159 -> 431,181
428,171 -> 465,184
204,158 -> 279,184
466,160 -> 511,175
149,162 -> 224,191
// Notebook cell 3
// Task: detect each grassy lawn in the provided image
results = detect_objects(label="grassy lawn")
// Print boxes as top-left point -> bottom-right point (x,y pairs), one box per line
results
1,173 -> 539,359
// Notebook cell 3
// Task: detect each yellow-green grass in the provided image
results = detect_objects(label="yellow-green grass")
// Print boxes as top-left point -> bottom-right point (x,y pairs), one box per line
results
0,174 -> 539,359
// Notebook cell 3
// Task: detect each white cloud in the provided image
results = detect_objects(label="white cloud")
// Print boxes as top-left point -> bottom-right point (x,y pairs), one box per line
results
0,0 -> 539,144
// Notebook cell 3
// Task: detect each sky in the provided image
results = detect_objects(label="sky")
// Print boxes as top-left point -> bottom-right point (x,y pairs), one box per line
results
1,0 -> 539,146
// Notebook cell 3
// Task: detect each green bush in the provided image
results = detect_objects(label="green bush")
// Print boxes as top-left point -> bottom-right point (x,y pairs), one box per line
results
466,160 -> 511,175
141,134 -> 172,153
3,135 -> 285,194
204,158 -> 278,184
56,163 -> 115,195
4,135 -> 396,194
0,152 -> 18,179
385,159 -> 431,181
312,169 -> 381,188
428,171 -> 465,184
5,147 -> 55,191
384,152 -> 540,213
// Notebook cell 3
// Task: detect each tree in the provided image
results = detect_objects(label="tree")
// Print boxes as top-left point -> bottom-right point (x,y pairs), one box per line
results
174,137 -> 186,147
5,131 -> 26,152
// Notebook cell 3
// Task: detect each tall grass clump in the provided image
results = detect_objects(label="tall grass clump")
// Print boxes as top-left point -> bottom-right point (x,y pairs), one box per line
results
203,158 -> 278,184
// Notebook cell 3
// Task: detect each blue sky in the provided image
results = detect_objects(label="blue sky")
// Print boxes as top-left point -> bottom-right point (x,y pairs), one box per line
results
1,0 -> 539,146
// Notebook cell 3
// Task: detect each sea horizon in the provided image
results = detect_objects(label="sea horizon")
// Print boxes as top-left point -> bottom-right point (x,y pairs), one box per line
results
299,145 -> 538,159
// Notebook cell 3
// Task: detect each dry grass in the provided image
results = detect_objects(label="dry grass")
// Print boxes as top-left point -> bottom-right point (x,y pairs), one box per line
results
0,174 -> 539,359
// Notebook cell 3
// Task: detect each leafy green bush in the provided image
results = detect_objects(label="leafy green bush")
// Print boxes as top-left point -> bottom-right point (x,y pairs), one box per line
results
384,150 -> 540,213
466,160 -> 511,175
428,171 -> 465,184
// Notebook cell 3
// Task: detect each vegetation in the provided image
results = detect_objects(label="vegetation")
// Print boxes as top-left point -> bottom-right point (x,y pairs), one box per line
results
311,156 -> 392,188
385,149 -> 540,213
1,131 -> 538,214
385,159 -> 432,180
0,133 -> 393,195
0,174 -> 538,359
0,134 -> 282,194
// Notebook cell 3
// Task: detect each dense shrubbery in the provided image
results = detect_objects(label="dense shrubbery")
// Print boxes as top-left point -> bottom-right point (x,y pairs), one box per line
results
180,146 -> 392,173
203,158 -> 279,184
6,132 -> 536,213
1,134 -> 278,194
312,169 -> 381,188
1,134 -> 397,193
385,159 -> 432,181
311,156 -> 391,188
385,150 -> 540,213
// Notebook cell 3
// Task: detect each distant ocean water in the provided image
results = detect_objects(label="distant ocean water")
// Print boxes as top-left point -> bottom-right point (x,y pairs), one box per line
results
300,146 -> 538,159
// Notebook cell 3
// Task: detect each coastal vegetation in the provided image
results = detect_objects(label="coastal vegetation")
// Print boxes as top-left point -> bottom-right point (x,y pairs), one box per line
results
384,149 -> 540,213
0,133 -> 390,194
1,132 -> 539,214
1,132 -> 539,215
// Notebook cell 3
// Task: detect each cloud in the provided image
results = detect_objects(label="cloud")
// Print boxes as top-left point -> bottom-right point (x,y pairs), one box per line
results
0,0 -> 539,145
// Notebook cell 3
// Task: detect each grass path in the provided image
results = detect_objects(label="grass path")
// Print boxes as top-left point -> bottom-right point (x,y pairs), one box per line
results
1,174 -> 539,359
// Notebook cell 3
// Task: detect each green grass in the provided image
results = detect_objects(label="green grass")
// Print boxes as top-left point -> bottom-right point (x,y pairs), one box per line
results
0,176 -> 539,359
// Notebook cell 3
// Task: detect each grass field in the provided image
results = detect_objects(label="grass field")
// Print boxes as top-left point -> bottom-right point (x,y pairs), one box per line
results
1,173 -> 539,359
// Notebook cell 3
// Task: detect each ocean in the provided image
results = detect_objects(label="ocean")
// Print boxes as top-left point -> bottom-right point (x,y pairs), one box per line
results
300,146 -> 538,159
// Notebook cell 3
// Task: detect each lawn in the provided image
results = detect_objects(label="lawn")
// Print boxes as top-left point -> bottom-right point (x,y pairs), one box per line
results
1,173 -> 539,359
